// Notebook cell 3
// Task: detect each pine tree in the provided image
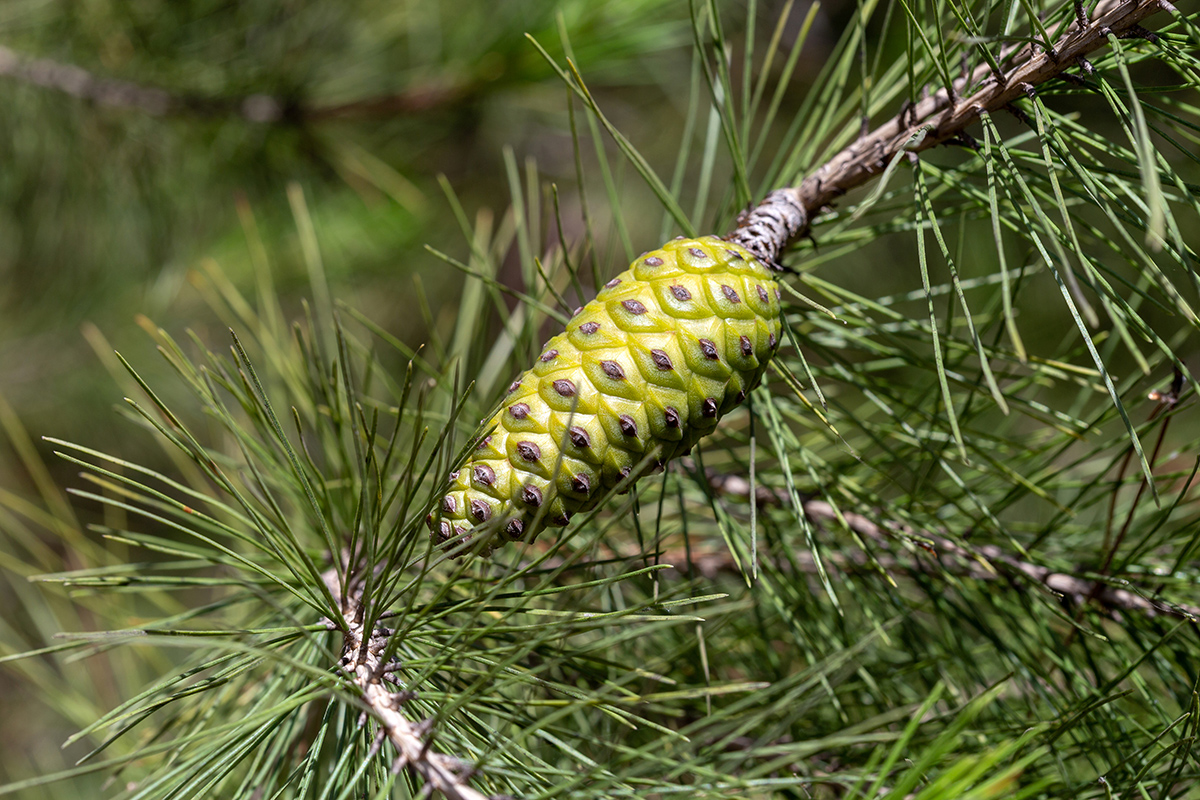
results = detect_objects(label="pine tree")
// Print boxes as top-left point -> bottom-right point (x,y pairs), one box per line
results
2,0 -> 1199,798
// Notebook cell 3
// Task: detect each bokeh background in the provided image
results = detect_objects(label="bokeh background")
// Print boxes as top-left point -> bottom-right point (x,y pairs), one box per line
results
3,0 -> 1197,795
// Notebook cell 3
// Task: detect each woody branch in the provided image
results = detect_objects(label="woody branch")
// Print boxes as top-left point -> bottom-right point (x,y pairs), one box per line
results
324,569 -> 493,800
729,0 -> 1171,267
699,470 -> 1199,622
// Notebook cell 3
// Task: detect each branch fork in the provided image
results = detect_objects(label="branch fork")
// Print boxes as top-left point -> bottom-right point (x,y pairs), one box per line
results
327,569 -> 493,800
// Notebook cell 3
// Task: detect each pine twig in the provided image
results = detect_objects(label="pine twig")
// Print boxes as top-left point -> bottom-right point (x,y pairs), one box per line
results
702,471 -> 1200,622
324,569 -> 493,800
0,44 -> 466,123
729,0 -> 1169,266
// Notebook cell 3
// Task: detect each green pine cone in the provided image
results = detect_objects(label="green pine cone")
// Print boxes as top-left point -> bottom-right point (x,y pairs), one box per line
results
429,235 -> 782,552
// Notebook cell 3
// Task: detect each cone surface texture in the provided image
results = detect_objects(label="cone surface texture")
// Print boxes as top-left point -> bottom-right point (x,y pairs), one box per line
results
430,236 -> 782,551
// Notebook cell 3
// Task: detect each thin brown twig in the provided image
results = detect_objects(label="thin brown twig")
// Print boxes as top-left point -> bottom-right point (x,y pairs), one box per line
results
729,0 -> 1169,266
0,44 -> 467,123
700,471 -> 1200,622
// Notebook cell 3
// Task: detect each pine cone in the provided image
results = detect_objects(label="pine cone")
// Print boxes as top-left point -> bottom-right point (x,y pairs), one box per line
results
428,236 -> 782,552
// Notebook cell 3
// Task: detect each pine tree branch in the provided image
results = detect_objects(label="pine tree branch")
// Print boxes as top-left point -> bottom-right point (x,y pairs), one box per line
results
0,44 -> 466,122
700,471 -> 1200,622
729,0 -> 1171,267
325,569 -> 493,800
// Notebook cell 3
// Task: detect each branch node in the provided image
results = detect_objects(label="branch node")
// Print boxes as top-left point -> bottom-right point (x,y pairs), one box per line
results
1119,24 -> 1160,42
1005,103 -> 1034,128
726,189 -> 808,269
414,717 -> 436,740
1074,0 -> 1092,28
950,131 -> 981,151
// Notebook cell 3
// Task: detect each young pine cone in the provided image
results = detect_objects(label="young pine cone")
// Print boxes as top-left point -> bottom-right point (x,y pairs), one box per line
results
428,235 -> 782,552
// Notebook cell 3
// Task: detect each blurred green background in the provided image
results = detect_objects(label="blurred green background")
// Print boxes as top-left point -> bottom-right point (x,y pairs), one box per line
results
3,0 -> 1197,794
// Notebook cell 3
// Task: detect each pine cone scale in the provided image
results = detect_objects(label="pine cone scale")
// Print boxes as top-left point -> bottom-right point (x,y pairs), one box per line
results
429,235 -> 782,552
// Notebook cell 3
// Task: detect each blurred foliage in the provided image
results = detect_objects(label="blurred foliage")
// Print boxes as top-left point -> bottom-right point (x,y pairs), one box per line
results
0,0 -> 700,476
2,0 -> 1200,798
0,0 -> 707,788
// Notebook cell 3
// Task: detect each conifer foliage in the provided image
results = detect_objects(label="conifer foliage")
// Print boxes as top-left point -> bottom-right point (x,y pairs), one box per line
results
1,0 -> 1199,798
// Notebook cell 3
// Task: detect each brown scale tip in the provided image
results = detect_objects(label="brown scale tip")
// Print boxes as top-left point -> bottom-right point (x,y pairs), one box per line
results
601,360 -> 625,380
572,474 -> 591,494
740,335 -> 753,356
701,398 -> 718,417
554,379 -> 576,397
722,285 -> 741,304
516,442 -> 541,462
469,499 -> 492,522
699,339 -> 719,360
644,256 -> 664,267
540,349 -> 558,362
569,426 -> 590,448
509,403 -> 529,420
505,518 -> 525,540
472,464 -> 495,487
768,332 -> 778,348
665,406 -> 681,427
619,415 -> 638,437
757,285 -> 769,303
622,299 -> 648,315
442,496 -> 458,514
605,277 -> 622,288
688,248 -> 707,259
651,349 -> 673,370
670,285 -> 691,301
521,484 -> 543,508
580,322 -> 600,335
